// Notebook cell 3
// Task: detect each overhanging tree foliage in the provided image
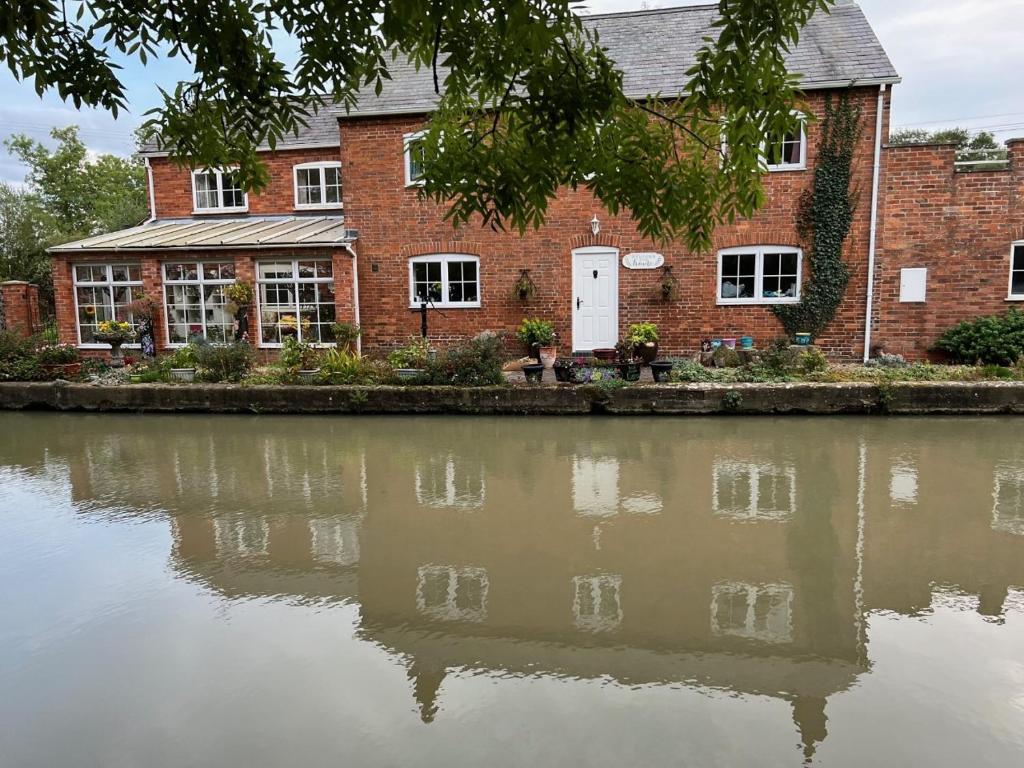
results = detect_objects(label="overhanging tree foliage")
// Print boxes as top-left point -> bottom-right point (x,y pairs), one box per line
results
1,0 -> 833,249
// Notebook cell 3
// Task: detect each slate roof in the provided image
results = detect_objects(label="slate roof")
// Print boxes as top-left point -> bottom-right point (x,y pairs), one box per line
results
49,216 -> 354,252
139,2 -> 897,154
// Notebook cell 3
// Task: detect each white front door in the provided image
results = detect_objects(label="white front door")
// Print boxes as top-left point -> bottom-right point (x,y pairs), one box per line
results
572,247 -> 619,351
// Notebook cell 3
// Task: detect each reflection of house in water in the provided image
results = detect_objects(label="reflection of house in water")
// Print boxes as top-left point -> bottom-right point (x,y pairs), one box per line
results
7,416 -> 1024,764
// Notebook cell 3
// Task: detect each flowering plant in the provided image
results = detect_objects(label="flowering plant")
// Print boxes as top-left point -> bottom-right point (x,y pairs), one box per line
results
36,343 -> 80,364
125,293 -> 161,320
97,320 -> 133,335
225,280 -> 254,306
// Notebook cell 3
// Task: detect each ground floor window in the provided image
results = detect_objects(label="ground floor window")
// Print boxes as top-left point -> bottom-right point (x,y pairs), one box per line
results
257,259 -> 336,345
416,565 -> 489,622
718,246 -> 802,304
408,254 -> 480,308
72,263 -> 143,344
163,261 -> 236,344
1009,242 -> 1024,298
572,574 -> 623,632
711,582 -> 793,643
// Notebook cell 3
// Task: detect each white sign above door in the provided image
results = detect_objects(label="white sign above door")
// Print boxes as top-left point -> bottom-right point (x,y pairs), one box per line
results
622,252 -> 665,270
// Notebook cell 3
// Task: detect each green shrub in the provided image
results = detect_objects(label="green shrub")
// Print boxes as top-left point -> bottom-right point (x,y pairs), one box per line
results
670,360 -> 718,382
799,348 -> 828,374
934,310 -> 1024,365
712,345 -> 742,368
163,345 -> 198,369
279,336 -> 320,370
0,332 -> 44,381
320,348 -> 394,384
427,333 -> 506,386
36,343 -> 80,365
193,341 -> 255,382
759,337 -> 801,374
628,322 -> 659,344
387,336 -> 431,369
515,318 -> 555,348
330,322 -> 362,352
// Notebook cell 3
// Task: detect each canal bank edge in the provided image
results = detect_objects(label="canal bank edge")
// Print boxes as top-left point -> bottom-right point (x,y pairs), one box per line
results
3,381 -> 1024,415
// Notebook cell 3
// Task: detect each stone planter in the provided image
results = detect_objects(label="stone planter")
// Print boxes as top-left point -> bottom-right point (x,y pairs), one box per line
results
41,362 -> 82,378
94,331 -> 133,368
298,368 -> 321,384
396,368 -> 425,381
538,346 -> 557,370
169,368 -> 196,383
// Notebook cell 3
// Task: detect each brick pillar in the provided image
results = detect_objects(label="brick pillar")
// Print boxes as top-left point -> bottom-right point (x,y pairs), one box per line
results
51,257 -> 77,345
1009,138 -> 1024,174
139,256 -> 166,349
234,255 -> 258,345
0,281 -> 41,338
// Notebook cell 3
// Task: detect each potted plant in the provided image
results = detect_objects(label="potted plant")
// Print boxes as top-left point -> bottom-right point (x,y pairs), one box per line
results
552,358 -> 578,383
94,320 -> 135,368
512,269 -> 537,301
225,280 -> 255,340
516,318 -> 557,368
592,348 -> 617,362
36,343 -> 82,378
522,362 -> 545,383
659,266 -> 678,301
279,337 -> 321,382
628,322 -> 660,364
650,360 -> 675,382
165,345 -> 198,382
614,340 -> 642,381
387,336 -> 431,380
331,321 -> 362,355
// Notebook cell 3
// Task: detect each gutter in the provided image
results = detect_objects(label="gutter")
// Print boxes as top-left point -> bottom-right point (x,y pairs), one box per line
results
863,83 -> 887,362
144,157 -> 157,223
342,242 -> 362,355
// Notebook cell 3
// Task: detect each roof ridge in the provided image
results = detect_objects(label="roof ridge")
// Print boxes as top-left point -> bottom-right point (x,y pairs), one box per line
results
581,3 -> 718,21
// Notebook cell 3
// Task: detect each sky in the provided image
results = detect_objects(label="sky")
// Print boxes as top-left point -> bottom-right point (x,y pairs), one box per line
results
2,0 -> 1023,185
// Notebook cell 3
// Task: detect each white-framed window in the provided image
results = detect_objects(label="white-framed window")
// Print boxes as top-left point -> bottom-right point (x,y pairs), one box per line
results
192,168 -> 248,212
408,254 -> 480,308
256,259 -> 336,346
162,261 -> 236,345
1008,242 -> 1024,299
572,574 -> 623,632
293,162 -> 342,209
416,565 -> 489,622
764,119 -> 807,171
415,455 -> 485,509
711,582 -> 793,643
717,246 -> 802,305
213,517 -> 269,557
72,263 -> 143,346
712,460 -> 796,521
404,131 -> 426,187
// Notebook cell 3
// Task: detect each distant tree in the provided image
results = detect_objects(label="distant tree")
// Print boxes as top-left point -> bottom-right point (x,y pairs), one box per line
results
0,183 -> 53,293
889,127 -> 1006,164
0,0 -> 836,248
4,126 -> 148,239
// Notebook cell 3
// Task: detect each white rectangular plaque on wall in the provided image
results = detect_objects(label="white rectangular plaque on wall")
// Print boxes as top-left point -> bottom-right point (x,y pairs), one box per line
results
899,268 -> 927,303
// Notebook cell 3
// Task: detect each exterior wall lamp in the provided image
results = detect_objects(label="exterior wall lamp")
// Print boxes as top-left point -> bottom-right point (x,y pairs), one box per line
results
590,215 -> 601,236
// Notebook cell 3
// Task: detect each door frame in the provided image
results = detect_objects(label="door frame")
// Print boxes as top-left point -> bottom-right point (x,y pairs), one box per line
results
571,246 -> 620,352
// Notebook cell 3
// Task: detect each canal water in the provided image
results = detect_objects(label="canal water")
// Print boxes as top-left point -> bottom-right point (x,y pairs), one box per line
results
1,413 -> 1023,767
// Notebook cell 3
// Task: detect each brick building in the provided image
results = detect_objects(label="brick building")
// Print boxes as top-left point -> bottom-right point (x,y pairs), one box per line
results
46,4 -> 1024,361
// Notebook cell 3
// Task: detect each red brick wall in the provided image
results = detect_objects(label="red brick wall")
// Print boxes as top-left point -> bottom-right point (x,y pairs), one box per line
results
340,87 -> 888,359
0,281 -> 41,337
51,249 -> 356,358
149,148 -> 342,218
872,140 -> 1024,359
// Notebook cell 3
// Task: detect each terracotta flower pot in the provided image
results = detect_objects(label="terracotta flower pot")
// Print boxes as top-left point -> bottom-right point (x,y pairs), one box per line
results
593,348 -> 617,362
538,346 -> 557,369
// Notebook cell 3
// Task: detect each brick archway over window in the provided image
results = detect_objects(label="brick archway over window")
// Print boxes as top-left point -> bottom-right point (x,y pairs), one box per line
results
715,228 -> 803,251
399,240 -> 491,259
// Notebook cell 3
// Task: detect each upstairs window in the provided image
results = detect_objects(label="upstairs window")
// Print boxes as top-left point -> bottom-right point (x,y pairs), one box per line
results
294,162 -> 342,209
1009,242 -> 1024,299
192,169 -> 247,212
764,119 -> 807,171
404,131 -> 426,186
718,246 -> 802,305
408,254 -> 480,308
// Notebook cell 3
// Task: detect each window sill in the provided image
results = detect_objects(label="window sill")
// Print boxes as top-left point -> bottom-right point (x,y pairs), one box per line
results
717,298 -> 800,307
408,302 -> 481,310
192,207 -> 249,215
1006,296 -> 1024,302
258,342 -> 337,350
78,343 -> 142,350
766,165 -> 806,173
294,203 -> 344,211
405,180 -> 425,189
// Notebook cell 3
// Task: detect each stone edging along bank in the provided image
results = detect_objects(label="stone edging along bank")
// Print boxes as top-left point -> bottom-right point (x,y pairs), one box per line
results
3,381 -> 1024,415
